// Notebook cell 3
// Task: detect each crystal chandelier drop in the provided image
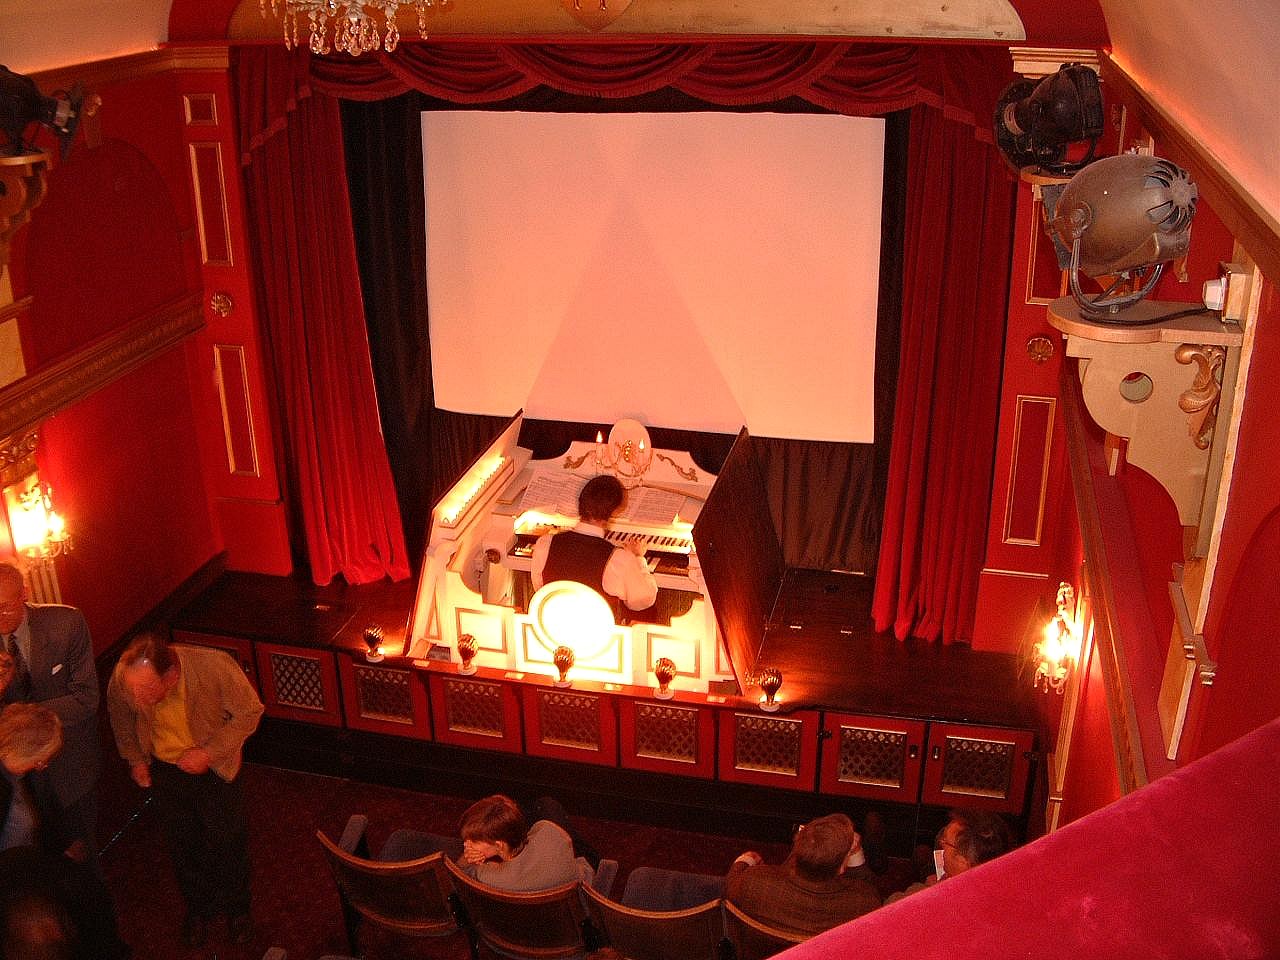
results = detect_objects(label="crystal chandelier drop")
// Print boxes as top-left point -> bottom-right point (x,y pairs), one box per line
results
260,0 -> 445,56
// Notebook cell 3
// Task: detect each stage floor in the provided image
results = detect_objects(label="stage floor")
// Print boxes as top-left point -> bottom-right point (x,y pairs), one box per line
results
173,568 -> 1037,730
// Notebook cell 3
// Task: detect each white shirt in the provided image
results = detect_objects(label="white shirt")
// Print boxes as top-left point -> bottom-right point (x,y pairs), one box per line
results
530,522 -> 659,611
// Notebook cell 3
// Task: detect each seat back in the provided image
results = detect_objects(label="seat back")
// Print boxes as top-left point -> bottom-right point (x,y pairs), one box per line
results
721,901 -> 809,960
444,856 -> 590,959
315,828 -> 456,938
581,885 -> 725,960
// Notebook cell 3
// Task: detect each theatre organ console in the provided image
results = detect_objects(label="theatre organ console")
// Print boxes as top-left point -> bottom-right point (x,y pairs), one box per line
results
405,414 -> 736,694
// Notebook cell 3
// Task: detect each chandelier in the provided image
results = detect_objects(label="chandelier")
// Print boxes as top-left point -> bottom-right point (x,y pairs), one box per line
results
260,0 -> 442,56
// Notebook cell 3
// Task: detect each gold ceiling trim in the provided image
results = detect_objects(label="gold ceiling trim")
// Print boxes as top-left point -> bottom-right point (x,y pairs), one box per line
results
28,46 -> 231,92
231,0 -> 1027,42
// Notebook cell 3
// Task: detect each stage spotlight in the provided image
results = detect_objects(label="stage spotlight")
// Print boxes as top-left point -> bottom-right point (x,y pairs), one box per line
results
0,66 -> 88,158
995,64 -> 1103,174
1048,153 -> 1198,320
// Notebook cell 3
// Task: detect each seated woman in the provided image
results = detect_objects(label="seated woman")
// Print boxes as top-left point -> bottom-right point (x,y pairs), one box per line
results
458,794 -> 594,892
383,794 -> 596,892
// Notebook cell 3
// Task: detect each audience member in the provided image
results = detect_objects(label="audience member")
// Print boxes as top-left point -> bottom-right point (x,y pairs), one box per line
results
531,475 -> 658,612
726,813 -> 881,936
107,633 -> 264,948
0,703 -> 64,853
0,562 -> 102,862
0,707 -> 129,960
0,884 -> 74,960
884,808 -> 1012,903
458,794 -> 595,892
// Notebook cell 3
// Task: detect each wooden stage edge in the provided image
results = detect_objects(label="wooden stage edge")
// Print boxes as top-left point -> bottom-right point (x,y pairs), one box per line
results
168,568 -> 1039,731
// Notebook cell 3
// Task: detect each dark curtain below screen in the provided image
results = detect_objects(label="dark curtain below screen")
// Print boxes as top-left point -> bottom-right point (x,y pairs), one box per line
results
339,87 -> 902,574
340,94 -> 435,561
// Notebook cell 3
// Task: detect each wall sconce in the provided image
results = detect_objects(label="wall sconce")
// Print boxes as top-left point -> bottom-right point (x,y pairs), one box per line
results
1035,582 -> 1078,694
3,472 -> 71,563
595,419 -> 653,489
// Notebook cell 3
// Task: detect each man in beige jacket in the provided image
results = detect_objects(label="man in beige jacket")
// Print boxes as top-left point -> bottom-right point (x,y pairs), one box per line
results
108,632 -> 264,948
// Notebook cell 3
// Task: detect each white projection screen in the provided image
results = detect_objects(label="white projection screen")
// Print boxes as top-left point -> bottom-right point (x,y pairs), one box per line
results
422,111 -> 884,443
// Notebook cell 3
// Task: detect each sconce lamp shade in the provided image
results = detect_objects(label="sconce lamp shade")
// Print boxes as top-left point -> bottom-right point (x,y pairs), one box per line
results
1049,154 -> 1198,318
994,64 -> 1103,174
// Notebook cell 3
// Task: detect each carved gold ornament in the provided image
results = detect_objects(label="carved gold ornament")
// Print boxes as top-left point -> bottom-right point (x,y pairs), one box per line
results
1174,343 -> 1225,450
1026,335 -> 1055,364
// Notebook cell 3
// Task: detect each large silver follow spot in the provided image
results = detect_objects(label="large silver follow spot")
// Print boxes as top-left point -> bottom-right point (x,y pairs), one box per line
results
1050,154 -> 1198,319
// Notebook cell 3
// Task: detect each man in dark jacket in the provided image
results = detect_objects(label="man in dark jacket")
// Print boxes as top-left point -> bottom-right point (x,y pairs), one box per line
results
726,813 -> 881,936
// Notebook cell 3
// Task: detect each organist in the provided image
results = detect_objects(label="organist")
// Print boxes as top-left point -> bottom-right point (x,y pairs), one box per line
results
530,475 -> 658,616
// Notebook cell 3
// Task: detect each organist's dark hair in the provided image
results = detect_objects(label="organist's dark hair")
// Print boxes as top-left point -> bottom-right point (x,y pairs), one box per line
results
578,475 -> 625,523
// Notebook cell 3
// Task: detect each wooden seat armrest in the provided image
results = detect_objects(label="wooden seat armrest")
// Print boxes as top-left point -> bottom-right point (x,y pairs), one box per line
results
592,859 -> 620,898
338,814 -> 371,858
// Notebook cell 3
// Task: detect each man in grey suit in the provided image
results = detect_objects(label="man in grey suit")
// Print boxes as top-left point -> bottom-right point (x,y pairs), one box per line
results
0,560 -> 101,858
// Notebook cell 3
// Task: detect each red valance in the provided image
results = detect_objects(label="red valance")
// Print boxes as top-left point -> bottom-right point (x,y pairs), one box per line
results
297,40 -> 1007,136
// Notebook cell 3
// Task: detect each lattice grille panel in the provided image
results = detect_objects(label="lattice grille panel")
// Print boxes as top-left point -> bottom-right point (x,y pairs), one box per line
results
537,690 -> 600,751
354,665 -> 414,724
444,679 -> 505,738
940,735 -> 1016,799
634,703 -> 698,764
733,714 -> 802,776
270,653 -> 325,711
837,726 -> 906,787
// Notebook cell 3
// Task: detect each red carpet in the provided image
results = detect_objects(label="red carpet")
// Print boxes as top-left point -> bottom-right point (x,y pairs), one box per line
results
101,763 -> 794,959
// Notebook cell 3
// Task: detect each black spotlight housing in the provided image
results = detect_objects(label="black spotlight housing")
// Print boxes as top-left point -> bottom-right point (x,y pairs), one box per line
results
995,64 -> 1104,174
0,65 -> 87,158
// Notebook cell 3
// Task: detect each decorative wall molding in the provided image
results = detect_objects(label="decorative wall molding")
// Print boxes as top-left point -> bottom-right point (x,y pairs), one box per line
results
0,292 -> 205,443
1009,46 -> 1100,78
28,45 -> 231,92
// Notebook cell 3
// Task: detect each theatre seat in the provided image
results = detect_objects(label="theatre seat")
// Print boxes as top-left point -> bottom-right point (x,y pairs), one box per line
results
315,814 -> 459,954
722,900 -> 809,960
444,855 -> 619,959
582,884 -> 727,960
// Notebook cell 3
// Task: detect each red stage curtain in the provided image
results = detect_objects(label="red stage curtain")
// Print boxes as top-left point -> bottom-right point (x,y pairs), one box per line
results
250,41 -> 1016,634
236,48 -> 410,585
308,41 -> 1002,126
872,107 -> 1015,643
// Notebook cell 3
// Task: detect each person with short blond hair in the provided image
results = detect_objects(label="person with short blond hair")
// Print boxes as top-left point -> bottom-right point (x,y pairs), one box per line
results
0,703 -> 64,853
1,699 -> 129,958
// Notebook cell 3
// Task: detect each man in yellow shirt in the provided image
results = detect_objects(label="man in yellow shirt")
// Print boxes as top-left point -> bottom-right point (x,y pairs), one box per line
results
107,633 -> 264,948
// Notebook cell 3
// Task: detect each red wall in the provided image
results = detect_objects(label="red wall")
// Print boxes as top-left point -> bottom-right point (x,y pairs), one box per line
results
9,66 -> 222,655
38,352 -> 219,653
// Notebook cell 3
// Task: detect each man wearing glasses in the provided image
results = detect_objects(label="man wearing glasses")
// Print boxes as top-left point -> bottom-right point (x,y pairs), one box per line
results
0,560 -> 101,865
